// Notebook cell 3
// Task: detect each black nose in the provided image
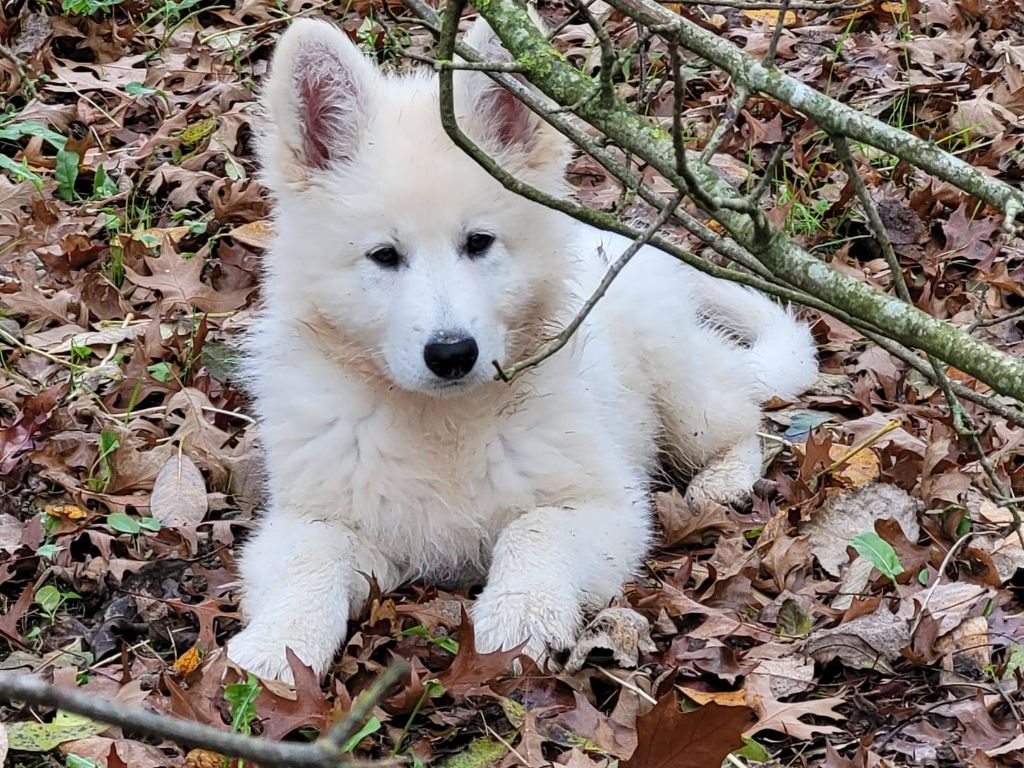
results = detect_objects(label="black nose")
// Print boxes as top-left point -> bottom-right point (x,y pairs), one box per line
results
424,336 -> 479,380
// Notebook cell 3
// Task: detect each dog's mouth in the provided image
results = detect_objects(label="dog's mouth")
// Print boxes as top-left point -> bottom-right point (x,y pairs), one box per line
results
418,372 -> 498,398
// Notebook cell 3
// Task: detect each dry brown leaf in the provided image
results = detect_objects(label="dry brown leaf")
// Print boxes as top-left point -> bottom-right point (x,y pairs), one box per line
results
805,606 -> 909,673
61,736 -> 171,768
655,489 -> 738,546
747,656 -> 815,699
914,582 -> 992,637
745,676 -> 846,740
937,615 -> 990,686
131,226 -> 191,245
622,693 -> 754,768
150,453 -> 208,528
825,444 -> 880,488
678,687 -> 748,707
186,748 -> 224,768
438,607 -> 524,698
741,9 -> 797,25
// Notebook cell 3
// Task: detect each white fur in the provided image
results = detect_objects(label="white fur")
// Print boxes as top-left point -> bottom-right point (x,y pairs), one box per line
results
227,18 -> 818,681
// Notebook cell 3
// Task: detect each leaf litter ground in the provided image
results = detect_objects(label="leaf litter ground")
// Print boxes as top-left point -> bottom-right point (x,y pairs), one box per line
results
2,0 -> 1024,766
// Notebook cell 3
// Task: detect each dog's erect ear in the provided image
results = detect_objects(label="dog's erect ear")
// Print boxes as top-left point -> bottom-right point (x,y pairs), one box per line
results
263,19 -> 377,179
456,18 -> 569,181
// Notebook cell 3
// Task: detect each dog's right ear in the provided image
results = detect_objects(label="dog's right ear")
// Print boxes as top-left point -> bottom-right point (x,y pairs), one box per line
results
262,19 -> 377,184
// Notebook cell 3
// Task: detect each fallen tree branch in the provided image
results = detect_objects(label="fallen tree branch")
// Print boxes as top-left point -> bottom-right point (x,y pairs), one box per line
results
607,0 -> 1024,231
427,0 -> 1024,403
0,660 -> 407,768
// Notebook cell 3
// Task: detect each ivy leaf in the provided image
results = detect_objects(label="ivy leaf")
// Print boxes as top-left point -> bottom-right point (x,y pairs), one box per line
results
55,149 -> 80,201
0,154 -> 44,189
35,585 -> 62,615
851,531 -> 903,580
106,512 -> 141,535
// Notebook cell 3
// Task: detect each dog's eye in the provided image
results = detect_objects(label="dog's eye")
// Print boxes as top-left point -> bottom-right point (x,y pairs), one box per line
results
465,233 -> 494,258
367,246 -> 402,268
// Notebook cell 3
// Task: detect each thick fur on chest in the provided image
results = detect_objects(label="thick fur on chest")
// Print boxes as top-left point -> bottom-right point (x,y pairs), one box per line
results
251,333 -> 639,581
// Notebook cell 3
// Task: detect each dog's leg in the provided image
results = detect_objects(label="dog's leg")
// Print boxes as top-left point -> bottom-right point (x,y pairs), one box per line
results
683,434 -> 763,508
473,500 -> 649,662
228,512 -> 398,682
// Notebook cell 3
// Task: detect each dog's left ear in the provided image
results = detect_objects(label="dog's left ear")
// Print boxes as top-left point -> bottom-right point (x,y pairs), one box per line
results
455,18 -> 569,185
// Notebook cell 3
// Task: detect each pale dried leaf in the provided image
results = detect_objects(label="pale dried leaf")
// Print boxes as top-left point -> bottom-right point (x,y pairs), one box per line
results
748,656 -> 815,699
805,606 -> 909,673
150,453 -> 208,527
564,607 -> 657,673
915,582 -> 992,637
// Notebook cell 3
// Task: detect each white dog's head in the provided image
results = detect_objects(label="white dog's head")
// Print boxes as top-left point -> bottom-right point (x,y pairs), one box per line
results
259,18 -> 573,395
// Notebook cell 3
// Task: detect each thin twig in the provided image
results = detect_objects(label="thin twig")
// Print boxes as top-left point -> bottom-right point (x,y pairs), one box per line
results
609,0 -> 1024,231
701,83 -> 752,161
400,50 -> 527,72
0,41 -> 36,98
764,0 -> 792,66
0,666 -> 404,768
598,667 -> 658,705
910,532 -> 975,636
669,40 -> 720,212
407,0 -> 813,303
812,418 -> 899,486
576,0 -> 616,108
968,304 -> 1024,332
405,0 -> 1024,413
747,134 -> 788,205
326,659 -> 408,748
497,193 -> 684,382
859,329 -> 1024,428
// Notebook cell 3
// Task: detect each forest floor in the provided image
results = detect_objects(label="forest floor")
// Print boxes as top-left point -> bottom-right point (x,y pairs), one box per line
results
1,0 -> 1024,766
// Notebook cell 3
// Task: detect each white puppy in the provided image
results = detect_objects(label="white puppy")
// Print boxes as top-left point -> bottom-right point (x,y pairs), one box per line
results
227,17 -> 818,681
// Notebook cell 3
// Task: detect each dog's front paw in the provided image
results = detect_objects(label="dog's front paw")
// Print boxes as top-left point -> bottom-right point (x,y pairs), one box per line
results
471,589 -> 582,668
684,472 -> 752,511
227,626 -> 332,683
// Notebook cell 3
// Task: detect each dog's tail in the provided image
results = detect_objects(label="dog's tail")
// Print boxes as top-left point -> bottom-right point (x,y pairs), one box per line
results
692,273 -> 818,401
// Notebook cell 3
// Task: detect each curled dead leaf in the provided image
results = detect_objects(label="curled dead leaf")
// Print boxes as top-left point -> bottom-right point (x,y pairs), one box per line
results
227,219 -> 274,249
825,444 -> 880,489
741,8 -> 797,25
564,607 -> 656,673
655,488 -> 738,546
679,686 -> 748,707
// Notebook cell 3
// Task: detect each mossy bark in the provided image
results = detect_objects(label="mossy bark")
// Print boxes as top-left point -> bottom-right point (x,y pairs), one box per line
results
465,0 -> 1024,402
